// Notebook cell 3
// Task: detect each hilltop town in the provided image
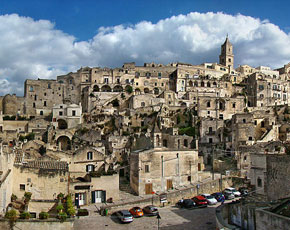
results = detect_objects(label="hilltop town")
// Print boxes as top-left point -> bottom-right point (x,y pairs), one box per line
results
0,37 -> 290,229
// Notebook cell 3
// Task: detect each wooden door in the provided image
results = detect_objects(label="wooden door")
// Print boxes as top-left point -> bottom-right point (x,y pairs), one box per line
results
145,183 -> 153,194
167,179 -> 173,190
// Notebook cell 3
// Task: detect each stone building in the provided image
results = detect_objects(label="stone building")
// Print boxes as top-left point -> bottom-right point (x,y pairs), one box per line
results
130,148 -> 200,195
52,103 -> 82,130
249,154 -> 290,201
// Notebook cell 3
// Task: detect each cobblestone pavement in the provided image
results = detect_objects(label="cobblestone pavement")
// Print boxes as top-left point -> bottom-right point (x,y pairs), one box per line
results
73,204 -> 217,230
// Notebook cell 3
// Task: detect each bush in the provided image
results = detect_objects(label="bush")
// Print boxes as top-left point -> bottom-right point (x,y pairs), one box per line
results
56,204 -> 64,212
20,212 -> 31,219
111,99 -> 120,107
58,212 -> 67,222
24,192 -> 32,202
125,85 -> 133,94
5,209 -> 18,221
39,212 -> 49,219
178,126 -> 195,136
11,194 -> 17,202
67,207 -> 76,217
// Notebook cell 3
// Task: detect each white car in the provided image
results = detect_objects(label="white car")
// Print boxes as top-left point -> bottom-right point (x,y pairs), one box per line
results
201,194 -> 218,205
225,187 -> 241,197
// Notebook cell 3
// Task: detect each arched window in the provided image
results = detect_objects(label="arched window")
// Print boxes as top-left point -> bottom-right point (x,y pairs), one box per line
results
194,81 -> 198,87
207,82 -> 211,87
201,82 -> 205,87
207,101 -> 211,107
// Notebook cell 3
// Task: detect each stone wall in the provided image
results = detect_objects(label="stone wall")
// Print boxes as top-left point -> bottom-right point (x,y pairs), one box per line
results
266,155 -> 290,201
256,208 -> 290,230
0,218 -> 73,230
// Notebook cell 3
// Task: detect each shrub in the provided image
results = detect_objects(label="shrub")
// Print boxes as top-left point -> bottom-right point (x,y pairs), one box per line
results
58,212 -> 67,222
67,207 -> 76,217
11,194 -> 17,202
20,212 -> 31,219
111,99 -> 120,107
57,193 -> 64,200
56,204 -> 64,212
24,192 -> 32,202
5,209 -> 18,221
39,212 -> 49,219
125,85 -> 133,94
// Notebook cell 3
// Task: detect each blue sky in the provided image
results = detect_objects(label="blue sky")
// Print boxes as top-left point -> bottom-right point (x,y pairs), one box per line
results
0,0 -> 289,95
1,0 -> 289,41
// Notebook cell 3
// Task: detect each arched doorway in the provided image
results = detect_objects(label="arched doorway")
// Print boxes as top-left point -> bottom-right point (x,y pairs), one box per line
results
93,85 -> 100,92
113,85 -> 123,92
144,88 -> 150,94
153,88 -> 159,95
57,136 -> 71,151
101,85 -> 112,92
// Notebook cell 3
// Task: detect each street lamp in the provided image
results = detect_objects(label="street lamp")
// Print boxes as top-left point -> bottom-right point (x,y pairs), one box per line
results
157,213 -> 161,230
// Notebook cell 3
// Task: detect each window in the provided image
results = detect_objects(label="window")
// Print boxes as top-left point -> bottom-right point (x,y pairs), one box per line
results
260,94 -> 264,99
257,178 -> 262,187
209,127 -> 213,133
116,78 -> 120,84
104,77 -> 109,84
20,184 -> 25,190
141,102 -> 145,107
146,72 -> 151,77
72,110 -> 76,116
158,72 -> 162,78
86,164 -> 95,172
87,152 -> 93,160
232,103 -> 236,108
33,103 -> 35,108
207,101 -> 211,107
44,93 -> 46,96
248,136 -> 253,141
259,85 -> 264,90
209,138 -> 213,143
145,165 -> 150,173
29,86 -> 34,92
59,111 -> 63,116
34,95 -> 37,101
155,82 -> 157,86
184,139 -> 188,147
48,83 -> 51,89
219,114 -> 224,119
243,119 -> 246,123
40,111 -> 43,116
135,72 -> 140,77
44,101 -> 47,107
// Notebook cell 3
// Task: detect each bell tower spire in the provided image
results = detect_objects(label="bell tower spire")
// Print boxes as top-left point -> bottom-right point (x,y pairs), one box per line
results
219,36 -> 234,71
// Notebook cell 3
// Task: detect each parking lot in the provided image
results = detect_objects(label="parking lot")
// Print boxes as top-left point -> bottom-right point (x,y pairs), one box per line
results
73,204 -> 218,230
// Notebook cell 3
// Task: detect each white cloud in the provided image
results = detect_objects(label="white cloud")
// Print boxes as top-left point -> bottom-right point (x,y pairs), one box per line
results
0,12 -> 289,95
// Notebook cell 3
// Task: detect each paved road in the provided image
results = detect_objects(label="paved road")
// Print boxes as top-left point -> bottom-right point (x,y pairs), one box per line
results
73,205 -> 217,230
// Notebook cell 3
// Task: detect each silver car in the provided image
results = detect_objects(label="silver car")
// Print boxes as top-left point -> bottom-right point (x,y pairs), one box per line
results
116,210 -> 133,223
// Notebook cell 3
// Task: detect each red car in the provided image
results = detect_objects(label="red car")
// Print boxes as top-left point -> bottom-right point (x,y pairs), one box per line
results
192,196 -> 208,207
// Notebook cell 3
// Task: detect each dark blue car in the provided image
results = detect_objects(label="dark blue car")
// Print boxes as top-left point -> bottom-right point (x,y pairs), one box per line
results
212,192 -> 225,202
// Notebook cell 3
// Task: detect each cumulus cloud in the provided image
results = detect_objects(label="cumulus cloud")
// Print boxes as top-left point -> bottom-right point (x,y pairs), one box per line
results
0,12 -> 289,95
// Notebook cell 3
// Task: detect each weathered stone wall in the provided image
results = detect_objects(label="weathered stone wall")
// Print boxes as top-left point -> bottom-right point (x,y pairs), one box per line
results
256,208 -> 290,230
0,218 -> 74,230
266,155 -> 290,201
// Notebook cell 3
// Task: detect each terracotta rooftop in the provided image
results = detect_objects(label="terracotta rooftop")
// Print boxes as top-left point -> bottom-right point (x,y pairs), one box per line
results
20,160 -> 68,171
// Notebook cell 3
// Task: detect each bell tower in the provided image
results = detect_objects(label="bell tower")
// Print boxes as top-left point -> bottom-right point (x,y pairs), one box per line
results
219,35 -> 234,70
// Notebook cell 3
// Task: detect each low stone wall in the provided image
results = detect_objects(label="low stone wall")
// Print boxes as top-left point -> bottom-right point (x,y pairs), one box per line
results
215,204 -> 240,230
256,208 -> 290,230
103,177 -> 232,214
0,218 -> 74,230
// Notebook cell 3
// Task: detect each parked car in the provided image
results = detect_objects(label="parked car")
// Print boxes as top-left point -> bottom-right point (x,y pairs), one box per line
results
129,207 -> 144,217
225,187 -> 241,197
192,196 -> 208,207
238,187 -> 249,196
143,205 -> 158,216
223,191 -> 235,200
201,194 -> 218,205
116,210 -> 133,223
212,192 -> 225,202
177,199 -> 196,208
